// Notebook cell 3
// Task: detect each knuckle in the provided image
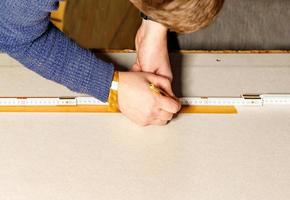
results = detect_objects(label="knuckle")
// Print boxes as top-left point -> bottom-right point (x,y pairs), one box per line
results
153,94 -> 160,104
160,121 -> 168,126
165,79 -> 171,88
168,114 -> 174,120
172,102 -> 181,113
148,95 -> 158,107
162,113 -> 173,121
144,108 -> 154,118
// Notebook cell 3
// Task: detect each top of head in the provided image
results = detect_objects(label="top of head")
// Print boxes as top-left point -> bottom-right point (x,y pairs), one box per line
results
130,0 -> 224,33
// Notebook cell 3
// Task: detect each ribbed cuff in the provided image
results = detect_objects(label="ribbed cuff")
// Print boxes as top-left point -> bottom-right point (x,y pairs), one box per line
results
86,58 -> 115,102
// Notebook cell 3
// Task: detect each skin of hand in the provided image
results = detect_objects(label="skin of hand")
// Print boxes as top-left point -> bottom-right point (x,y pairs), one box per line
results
132,19 -> 173,81
118,71 -> 181,126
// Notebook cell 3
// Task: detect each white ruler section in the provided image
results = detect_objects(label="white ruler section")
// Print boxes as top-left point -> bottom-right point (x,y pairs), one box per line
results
180,94 -> 290,106
0,97 -> 107,106
0,94 -> 290,107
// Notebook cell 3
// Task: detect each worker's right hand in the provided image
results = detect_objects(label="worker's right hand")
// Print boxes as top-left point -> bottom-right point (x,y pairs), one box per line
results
118,71 -> 181,126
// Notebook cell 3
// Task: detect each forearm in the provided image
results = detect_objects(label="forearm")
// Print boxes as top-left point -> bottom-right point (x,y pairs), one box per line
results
134,19 -> 172,80
137,19 -> 168,45
6,26 -> 114,102
0,0 -> 114,102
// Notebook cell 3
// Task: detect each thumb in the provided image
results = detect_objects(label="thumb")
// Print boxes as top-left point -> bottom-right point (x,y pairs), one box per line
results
131,63 -> 142,72
147,74 -> 175,97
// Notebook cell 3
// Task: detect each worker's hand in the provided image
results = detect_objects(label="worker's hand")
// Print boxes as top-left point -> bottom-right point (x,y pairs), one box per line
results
118,72 -> 181,126
132,19 -> 172,81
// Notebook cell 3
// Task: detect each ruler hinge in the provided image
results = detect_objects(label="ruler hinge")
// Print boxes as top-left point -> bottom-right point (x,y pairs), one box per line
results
242,94 -> 261,100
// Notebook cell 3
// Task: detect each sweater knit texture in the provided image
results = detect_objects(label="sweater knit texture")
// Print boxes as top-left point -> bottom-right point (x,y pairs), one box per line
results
0,0 -> 114,102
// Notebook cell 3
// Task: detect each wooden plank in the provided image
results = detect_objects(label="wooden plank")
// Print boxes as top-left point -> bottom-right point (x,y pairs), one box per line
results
63,0 -> 141,49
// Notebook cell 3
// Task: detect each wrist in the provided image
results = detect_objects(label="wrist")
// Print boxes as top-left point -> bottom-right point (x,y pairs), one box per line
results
142,19 -> 168,37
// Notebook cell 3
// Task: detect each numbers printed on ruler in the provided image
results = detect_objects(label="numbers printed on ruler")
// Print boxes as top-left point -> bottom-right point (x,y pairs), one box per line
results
0,94 -> 290,107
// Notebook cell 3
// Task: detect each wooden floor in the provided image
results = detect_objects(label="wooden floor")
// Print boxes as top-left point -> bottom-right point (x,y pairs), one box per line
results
63,0 -> 141,49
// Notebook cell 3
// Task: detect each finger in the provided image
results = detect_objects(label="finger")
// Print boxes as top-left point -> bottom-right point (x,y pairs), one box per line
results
158,95 -> 181,114
156,68 -> 173,83
147,74 -> 175,97
131,63 -> 142,72
156,109 -> 174,121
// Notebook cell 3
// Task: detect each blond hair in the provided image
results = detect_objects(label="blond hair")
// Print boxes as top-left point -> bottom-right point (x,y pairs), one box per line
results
130,0 -> 224,33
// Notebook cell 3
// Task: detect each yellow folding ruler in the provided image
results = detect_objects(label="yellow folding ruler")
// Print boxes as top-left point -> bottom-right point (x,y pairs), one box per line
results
0,94 -> 290,114
50,1 -> 66,31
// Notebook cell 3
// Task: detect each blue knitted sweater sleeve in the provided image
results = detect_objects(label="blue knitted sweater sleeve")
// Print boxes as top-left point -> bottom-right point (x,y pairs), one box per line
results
0,0 -> 114,102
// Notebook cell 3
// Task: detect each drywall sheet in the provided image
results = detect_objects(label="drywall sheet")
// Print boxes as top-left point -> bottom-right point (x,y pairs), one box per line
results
0,53 -> 290,200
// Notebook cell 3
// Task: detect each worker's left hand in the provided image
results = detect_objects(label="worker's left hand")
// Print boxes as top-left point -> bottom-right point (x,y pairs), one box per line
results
132,19 -> 172,81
